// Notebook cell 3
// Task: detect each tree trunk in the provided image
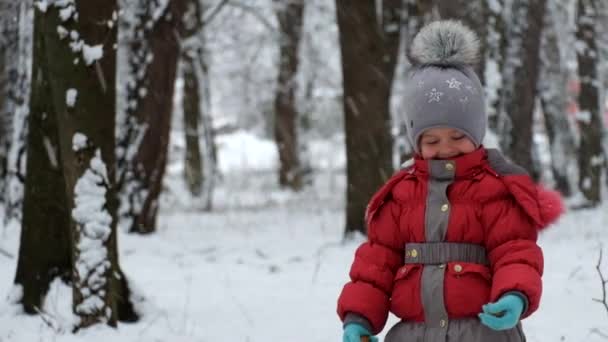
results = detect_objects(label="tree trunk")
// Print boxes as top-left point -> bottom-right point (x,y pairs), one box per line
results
436,0 -> 486,84
20,1 -> 137,329
575,0 -> 603,206
0,2 -> 30,218
118,0 -> 188,233
274,0 -> 305,190
486,0 -> 508,131
336,0 -> 401,237
13,5 -> 72,312
539,2 -> 576,197
498,0 -> 546,180
180,0 -> 217,210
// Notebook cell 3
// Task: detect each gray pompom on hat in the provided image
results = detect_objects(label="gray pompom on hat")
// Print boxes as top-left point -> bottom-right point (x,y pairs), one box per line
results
404,20 -> 486,152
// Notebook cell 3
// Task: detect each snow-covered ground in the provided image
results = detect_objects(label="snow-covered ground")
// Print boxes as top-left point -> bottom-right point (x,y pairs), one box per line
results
1,132 -> 607,341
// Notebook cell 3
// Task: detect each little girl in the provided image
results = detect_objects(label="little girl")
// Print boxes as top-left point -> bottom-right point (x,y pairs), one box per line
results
337,20 -> 564,342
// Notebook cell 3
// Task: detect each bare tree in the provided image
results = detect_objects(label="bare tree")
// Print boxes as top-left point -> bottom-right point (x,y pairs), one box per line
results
335,0 -> 403,237
15,0 -> 137,329
179,0 -> 219,209
497,0 -> 547,179
575,0 -> 603,206
539,1 -> 577,197
273,0 -> 305,190
118,0 -> 189,233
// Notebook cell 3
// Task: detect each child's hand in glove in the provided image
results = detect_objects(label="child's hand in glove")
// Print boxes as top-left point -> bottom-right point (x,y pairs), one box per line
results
478,294 -> 525,331
343,323 -> 378,342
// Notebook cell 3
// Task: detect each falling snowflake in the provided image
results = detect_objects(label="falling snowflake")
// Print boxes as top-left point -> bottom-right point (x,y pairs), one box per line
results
446,78 -> 462,89
427,88 -> 443,103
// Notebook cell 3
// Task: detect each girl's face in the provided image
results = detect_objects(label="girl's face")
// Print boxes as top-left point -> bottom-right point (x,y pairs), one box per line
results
419,127 -> 476,160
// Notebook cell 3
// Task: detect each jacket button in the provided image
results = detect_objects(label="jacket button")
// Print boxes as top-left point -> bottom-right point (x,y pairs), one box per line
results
445,163 -> 454,171
454,264 -> 463,273
440,319 -> 447,328
441,204 -> 449,212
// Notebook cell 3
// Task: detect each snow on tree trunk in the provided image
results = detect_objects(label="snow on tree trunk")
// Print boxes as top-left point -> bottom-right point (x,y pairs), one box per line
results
274,0 -> 305,191
539,1 -> 577,197
179,0 -> 217,210
497,0 -> 546,180
335,0 -> 401,237
575,0 -> 603,206
2,2 -> 32,224
117,0 -> 188,233
25,0 -> 137,329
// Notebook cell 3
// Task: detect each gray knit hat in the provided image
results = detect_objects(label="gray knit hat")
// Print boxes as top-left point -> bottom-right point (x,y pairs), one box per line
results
404,20 -> 486,152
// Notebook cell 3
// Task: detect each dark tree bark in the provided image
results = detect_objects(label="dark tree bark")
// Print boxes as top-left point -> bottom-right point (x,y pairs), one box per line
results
539,2 -> 576,197
436,0 -> 486,84
498,0 -> 546,180
15,0 -> 137,329
13,5 -> 72,313
274,0 -> 305,190
180,0 -> 217,210
485,0 -> 508,130
118,0 -> 188,233
575,0 -> 603,206
336,0 -> 402,237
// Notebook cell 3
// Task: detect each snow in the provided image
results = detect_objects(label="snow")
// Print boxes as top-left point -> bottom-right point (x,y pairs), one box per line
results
66,88 -> 77,107
71,149 -> 112,317
34,1 -> 48,13
1,132 -> 608,341
82,44 -> 104,66
72,133 -> 87,151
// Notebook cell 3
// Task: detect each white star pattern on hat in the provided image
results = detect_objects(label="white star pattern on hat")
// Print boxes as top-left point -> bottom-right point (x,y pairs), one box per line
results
427,88 -> 443,103
446,78 -> 462,89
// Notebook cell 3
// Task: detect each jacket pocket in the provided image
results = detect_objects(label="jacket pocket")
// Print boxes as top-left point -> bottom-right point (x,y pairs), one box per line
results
390,264 -> 423,320
394,264 -> 421,281
444,262 -> 492,317
446,262 -> 492,281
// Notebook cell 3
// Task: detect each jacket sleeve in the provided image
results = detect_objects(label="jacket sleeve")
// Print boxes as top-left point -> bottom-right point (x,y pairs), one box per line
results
337,198 -> 404,334
481,196 -> 543,318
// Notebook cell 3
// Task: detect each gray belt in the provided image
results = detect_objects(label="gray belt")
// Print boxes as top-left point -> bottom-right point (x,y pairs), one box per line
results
404,242 -> 489,265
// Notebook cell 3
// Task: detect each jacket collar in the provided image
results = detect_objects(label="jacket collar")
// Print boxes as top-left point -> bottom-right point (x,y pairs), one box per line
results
413,147 -> 487,180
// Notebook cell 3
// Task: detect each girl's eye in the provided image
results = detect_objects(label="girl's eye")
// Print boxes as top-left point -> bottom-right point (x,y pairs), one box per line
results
423,140 -> 438,145
452,135 -> 465,140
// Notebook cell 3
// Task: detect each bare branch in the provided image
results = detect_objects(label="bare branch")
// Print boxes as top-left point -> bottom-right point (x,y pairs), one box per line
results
593,246 -> 608,318
202,0 -> 230,25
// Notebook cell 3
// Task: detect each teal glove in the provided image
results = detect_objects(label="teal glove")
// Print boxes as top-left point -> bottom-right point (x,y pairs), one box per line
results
343,323 -> 378,342
478,294 -> 525,331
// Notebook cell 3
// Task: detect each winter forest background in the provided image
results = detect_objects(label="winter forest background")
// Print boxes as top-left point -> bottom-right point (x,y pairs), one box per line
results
0,0 -> 608,341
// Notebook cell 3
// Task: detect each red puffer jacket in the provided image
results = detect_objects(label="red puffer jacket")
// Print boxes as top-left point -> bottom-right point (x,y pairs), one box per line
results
337,147 -> 564,334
